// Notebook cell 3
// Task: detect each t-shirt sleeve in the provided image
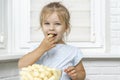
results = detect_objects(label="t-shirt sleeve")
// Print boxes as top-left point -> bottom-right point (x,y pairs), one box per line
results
73,48 -> 83,66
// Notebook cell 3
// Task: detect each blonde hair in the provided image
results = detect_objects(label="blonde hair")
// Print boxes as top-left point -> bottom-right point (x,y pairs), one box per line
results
40,2 -> 71,36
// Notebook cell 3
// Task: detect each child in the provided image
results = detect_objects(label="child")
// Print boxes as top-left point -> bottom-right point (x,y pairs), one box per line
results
18,2 -> 86,80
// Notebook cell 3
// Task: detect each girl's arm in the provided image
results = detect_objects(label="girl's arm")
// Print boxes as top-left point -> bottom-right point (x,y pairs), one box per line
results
74,61 -> 86,80
18,46 -> 45,69
64,61 -> 86,80
18,36 -> 56,68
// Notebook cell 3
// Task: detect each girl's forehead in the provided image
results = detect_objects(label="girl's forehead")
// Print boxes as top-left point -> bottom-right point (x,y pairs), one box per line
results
44,12 -> 61,21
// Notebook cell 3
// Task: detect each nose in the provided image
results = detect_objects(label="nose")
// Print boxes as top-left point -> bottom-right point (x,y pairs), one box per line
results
49,24 -> 55,31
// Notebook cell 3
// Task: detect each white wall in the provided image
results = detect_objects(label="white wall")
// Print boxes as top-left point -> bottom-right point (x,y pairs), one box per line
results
0,0 -> 120,80
84,0 -> 120,79
83,58 -> 120,80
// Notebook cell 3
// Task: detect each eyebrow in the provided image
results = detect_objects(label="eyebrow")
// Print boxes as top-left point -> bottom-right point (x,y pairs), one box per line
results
44,20 -> 61,23
54,21 -> 61,23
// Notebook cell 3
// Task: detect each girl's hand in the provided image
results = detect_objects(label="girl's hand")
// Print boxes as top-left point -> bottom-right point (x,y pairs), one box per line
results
64,66 -> 78,80
39,35 -> 56,52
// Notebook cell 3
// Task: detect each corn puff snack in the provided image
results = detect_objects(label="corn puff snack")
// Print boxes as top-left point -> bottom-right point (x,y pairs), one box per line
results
48,34 -> 54,38
19,64 -> 61,80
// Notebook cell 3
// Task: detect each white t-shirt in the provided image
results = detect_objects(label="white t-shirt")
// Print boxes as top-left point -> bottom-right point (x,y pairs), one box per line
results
35,44 -> 83,80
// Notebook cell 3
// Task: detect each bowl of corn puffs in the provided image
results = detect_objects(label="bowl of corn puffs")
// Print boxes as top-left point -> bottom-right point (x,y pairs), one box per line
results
19,64 -> 61,80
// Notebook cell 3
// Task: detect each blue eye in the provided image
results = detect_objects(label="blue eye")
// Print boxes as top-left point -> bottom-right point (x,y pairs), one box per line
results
55,23 -> 61,25
44,22 -> 50,25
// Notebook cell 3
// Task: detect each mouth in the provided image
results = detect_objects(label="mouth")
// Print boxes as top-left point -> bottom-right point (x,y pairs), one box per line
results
48,33 -> 57,37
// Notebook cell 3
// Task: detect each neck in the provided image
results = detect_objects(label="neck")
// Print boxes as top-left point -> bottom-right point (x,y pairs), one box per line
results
57,40 -> 65,44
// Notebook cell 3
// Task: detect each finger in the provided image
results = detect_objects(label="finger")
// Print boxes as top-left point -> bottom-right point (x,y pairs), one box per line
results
69,73 -> 77,79
67,71 -> 77,80
65,66 -> 75,72
47,36 -> 55,41
49,38 -> 55,42
50,40 -> 56,44
66,68 -> 76,76
69,69 -> 76,74
51,44 -> 56,48
68,72 -> 77,76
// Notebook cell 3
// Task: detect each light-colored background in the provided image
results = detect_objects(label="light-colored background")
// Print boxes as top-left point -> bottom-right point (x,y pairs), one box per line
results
0,0 -> 120,80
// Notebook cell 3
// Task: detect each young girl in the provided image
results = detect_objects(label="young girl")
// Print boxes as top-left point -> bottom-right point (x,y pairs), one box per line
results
18,2 -> 86,80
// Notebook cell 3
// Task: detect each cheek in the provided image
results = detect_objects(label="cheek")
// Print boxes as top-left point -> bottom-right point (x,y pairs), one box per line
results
58,30 -> 66,37
42,28 -> 48,36
60,28 -> 66,34
57,26 -> 66,33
